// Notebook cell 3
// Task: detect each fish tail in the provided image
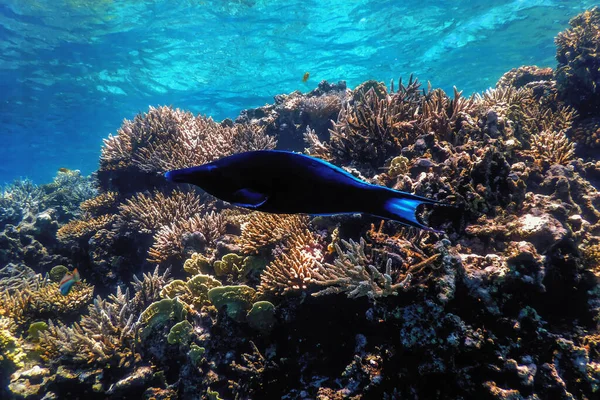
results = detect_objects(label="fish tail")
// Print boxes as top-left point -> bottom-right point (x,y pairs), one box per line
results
376,188 -> 452,232
73,268 -> 80,282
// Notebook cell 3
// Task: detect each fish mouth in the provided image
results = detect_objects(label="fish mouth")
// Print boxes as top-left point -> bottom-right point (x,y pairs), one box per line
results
164,169 -> 189,183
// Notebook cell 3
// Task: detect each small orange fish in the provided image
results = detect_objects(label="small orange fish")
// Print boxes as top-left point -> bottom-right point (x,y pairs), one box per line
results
58,167 -> 70,173
302,72 -> 310,82
59,268 -> 81,295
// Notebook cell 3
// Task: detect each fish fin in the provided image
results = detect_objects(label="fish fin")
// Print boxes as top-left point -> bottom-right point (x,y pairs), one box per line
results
231,188 -> 269,208
380,191 -> 447,232
59,280 -> 74,296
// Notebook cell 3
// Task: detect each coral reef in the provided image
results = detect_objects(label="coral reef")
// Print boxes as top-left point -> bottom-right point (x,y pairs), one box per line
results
5,8 -> 600,400
555,7 -> 600,117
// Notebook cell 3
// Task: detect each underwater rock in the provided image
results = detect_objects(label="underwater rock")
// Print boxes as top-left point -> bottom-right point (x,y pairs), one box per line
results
8,365 -> 53,400
496,65 -> 554,89
106,365 -> 154,397
236,81 -> 348,151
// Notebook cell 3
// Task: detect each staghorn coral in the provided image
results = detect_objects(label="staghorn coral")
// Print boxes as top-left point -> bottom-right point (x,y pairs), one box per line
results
39,288 -> 140,367
1,272 -> 93,330
118,189 -> 205,234
130,266 -> 171,315
238,213 -> 310,254
79,191 -> 118,214
259,242 -> 326,295
473,86 -> 535,141
44,169 -> 97,214
26,280 -> 94,318
0,179 -> 44,222
305,78 -> 478,171
38,267 -> 170,367
56,214 -> 115,242
148,210 -> 228,263
555,7 -> 600,116
258,217 -> 326,295
100,105 -> 276,175
312,238 -> 412,299
299,92 -> 345,121
418,87 -> 476,144
529,129 -> 575,167
315,86 -> 418,168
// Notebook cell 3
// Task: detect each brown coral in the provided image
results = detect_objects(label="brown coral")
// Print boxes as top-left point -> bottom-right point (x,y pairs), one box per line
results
529,129 -> 575,167
38,267 -> 169,366
80,191 -> 118,215
496,66 -> 554,89
238,213 -> 310,255
119,190 -> 206,234
312,238 -> 411,298
100,106 -> 276,174
148,211 -> 228,263
570,117 -> 600,148
56,214 -> 115,242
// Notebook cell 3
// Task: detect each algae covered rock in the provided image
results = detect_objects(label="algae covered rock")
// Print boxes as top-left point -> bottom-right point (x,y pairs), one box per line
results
48,265 -> 69,282
167,320 -> 193,345
188,343 -> 205,367
246,301 -> 276,333
27,321 -> 48,340
208,285 -> 256,322
183,252 -> 211,276
139,298 -> 187,339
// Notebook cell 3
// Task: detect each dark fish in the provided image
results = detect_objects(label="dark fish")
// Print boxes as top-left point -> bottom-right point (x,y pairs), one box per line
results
302,72 -> 310,82
165,150 -> 451,231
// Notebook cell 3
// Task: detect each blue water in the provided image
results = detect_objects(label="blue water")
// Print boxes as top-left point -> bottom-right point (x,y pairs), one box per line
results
0,0 -> 595,184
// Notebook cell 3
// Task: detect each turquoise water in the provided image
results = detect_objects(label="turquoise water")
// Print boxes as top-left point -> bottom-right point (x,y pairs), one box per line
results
0,0 -> 595,184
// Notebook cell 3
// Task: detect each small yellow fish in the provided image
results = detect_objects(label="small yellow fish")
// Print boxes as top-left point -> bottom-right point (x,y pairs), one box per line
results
302,72 -> 310,82
58,167 -> 70,173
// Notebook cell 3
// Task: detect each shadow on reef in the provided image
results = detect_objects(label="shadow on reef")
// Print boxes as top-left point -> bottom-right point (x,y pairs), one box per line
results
3,7 -> 600,400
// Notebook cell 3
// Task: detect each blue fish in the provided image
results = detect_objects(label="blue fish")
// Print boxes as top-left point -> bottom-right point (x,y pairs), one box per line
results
59,268 -> 81,295
165,150 -> 451,231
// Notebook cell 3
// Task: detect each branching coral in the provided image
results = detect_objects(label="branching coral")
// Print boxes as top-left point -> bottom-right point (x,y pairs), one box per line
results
312,238 -> 411,298
38,267 -> 170,367
119,190 -> 206,234
100,106 -> 276,174
44,169 -> 97,212
529,129 -> 575,167
555,7 -> 600,115
238,213 -> 310,254
299,93 -> 345,121
1,271 -> 93,330
1,179 -> 44,217
418,87 -> 476,144
56,214 -> 115,242
148,211 -> 228,263
80,191 -> 118,215
26,280 -> 94,318
39,290 -> 140,367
